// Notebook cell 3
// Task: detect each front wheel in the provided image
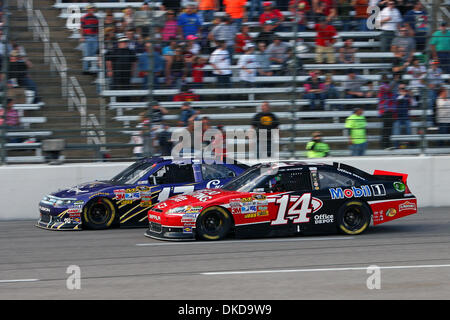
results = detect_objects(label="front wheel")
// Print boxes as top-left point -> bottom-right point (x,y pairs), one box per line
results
336,201 -> 371,235
196,206 -> 232,241
82,198 -> 117,230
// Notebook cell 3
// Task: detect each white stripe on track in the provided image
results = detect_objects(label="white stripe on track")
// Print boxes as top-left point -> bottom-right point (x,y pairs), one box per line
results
136,236 -> 354,246
201,264 -> 450,276
0,279 -> 40,284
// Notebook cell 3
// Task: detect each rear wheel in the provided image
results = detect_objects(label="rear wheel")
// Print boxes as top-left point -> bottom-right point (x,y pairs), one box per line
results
196,206 -> 232,241
336,201 -> 371,235
82,198 -> 116,230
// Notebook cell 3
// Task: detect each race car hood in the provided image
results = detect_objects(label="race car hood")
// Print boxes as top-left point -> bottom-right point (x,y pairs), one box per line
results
154,188 -> 267,212
51,181 -> 115,198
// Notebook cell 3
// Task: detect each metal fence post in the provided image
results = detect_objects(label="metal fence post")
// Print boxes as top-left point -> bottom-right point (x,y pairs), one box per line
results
1,0 -> 10,165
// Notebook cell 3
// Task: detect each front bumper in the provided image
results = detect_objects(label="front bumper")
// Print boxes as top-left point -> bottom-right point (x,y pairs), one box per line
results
145,222 -> 196,241
36,211 -> 82,231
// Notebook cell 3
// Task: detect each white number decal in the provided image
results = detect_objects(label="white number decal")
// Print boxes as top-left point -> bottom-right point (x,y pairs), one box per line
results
157,185 -> 195,202
271,193 -> 312,225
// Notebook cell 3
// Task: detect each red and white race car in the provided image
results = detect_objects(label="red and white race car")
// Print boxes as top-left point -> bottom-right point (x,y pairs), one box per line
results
145,162 -> 417,241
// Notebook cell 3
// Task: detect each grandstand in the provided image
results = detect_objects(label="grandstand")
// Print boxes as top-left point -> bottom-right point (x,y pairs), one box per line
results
0,0 -> 449,163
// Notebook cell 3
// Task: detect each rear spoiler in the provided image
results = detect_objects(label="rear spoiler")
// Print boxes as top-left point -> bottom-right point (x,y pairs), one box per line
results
373,170 -> 408,184
332,162 -> 373,180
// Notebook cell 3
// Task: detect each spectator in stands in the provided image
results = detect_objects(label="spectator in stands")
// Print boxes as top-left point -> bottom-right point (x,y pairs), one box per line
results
209,16 -> 237,56
343,69 -> 367,99
392,47 -> 410,80
314,16 -> 337,64
256,42 -> 274,76
378,1 -> 403,52
403,1 -> 429,52
323,73 -> 339,101
177,4 -> 202,39
252,101 -> 279,157
158,123 -> 174,156
0,98 -> 20,130
391,25 -> 416,62
103,11 -> 117,37
430,22 -> 450,74
365,81 -> 376,98
150,102 -> 169,126
237,43 -> 259,87
197,0 -> 219,23
121,6 -> 135,31
162,0 -> 182,11
249,0 -> 262,21
105,37 -> 137,93
125,29 -> 144,53
407,57 -> 426,100
235,25 -> 252,54
138,42 -> 165,90
345,107 -> 367,156
80,3 -> 99,74
303,70 -> 326,110
254,21 -> 275,47
186,35 -> 201,55
393,83 -> 415,148
427,59 -> 444,124
339,39 -> 356,64
436,87 -> 450,135
174,84 -> 200,101
165,46 -> 187,87
191,56 -> 207,88
378,74 -> 397,149
162,10 -> 179,41
353,0 -> 369,31
179,102 -> 200,126
134,1 -> 154,38
266,35 -> 290,73
209,40 -> 232,95
338,0 -> 355,31
8,50 -> 41,104
288,0 -> 310,32
306,131 -> 330,158
259,1 -> 284,32
312,0 -> 337,23
224,0 -> 247,28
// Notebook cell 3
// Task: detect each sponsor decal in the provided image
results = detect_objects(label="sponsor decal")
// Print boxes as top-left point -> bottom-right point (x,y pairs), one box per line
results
393,182 -> 406,192
39,206 -> 51,213
314,214 -> 334,224
242,205 -> 257,214
183,226 -> 193,234
329,185 -> 373,199
398,201 -> 416,212
206,179 -> 222,189
148,214 -> 161,221
371,184 -> 386,196
385,208 -> 397,217
88,192 -> 110,199
191,190 -> 221,202
231,207 -> 241,214
171,195 -> 189,202
156,202 -> 168,209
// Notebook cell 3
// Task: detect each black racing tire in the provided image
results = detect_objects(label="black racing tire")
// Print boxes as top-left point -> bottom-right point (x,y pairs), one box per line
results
195,206 -> 232,241
336,201 -> 371,235
82,197 -> 117,230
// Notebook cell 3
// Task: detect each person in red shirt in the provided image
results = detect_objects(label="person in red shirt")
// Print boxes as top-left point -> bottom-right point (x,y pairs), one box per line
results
259,2 -> 284,32
80,3 -> 99,73
235,25 -> 252,53
314,17 -> 337,63
191,56 -> 206,88
288,0 -> 311,32
173,85 -> 200,102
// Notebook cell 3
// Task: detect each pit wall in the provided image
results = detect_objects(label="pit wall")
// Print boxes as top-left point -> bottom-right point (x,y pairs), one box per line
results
0,156 -> 448,220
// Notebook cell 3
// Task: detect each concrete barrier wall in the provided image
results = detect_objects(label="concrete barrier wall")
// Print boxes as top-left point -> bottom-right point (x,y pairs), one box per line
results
0,156 -> 448,220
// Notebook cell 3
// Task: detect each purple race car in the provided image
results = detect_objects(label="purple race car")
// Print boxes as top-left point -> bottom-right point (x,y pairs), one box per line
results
36,157 -> 248,230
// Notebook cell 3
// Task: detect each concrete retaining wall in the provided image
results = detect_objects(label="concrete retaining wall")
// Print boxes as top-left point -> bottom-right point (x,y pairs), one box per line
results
0,156 -> 448,220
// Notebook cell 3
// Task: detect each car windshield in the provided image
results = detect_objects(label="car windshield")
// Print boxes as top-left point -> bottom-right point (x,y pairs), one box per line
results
222,166 -> 277,192
110,161 -> 157,185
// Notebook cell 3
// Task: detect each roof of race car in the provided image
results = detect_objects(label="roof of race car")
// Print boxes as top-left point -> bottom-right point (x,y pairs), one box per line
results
139,156 -> 249,167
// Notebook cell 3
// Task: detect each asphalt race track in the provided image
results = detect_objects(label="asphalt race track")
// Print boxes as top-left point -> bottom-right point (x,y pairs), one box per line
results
0,207 -> 449,300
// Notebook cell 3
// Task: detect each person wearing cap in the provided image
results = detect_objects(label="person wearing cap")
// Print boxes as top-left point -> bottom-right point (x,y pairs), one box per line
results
80,3 -> 99,74
430,22 -> 450,74
237,42 -> 259,86
235,24 -> 252,54
266,35 -> 290,71
314,16 -> 337,64
254,21 -> 275,47
105,37 -> 137,94
259,2 -> 284,31
306,131 -> 330,158
345,107 -> 367,156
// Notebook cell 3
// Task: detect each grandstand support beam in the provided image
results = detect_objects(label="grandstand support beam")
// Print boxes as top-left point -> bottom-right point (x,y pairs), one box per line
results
0,0 -> 10,165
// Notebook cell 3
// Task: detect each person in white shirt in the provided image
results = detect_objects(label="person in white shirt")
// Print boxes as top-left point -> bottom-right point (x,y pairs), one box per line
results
209,40 -> 232,98
377,1 -> 403,51
436,88 -> 450,135
237,43 -> 259,87
406,58 -> 426,98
